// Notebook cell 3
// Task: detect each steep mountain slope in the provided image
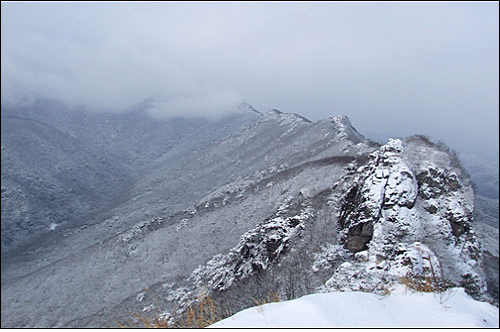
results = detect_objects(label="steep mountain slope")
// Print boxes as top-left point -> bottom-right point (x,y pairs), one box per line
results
472,194 -> 499,303
1,104 -> 496,327
1,105 -> 373,327
1,115 -> 131,252
1,102 -> 259,256
143,136 -> 491,327
2,100 -> 208,171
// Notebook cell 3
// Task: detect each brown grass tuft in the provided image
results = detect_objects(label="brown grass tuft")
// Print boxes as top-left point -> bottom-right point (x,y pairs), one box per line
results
251,291 -> 280,307
177,295 -> 223,328
399,275 -> 440,293
118,290 -> 283,328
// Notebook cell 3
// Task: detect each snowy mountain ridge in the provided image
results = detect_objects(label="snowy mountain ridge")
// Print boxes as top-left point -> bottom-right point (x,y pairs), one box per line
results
170,138 -> 485,298
139,136 -> 493,326
1,102 -> 497,327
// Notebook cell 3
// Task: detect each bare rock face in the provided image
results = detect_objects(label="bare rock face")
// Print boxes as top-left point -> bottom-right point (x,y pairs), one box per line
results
338,139 -> 418,253
329,138 -> 486,299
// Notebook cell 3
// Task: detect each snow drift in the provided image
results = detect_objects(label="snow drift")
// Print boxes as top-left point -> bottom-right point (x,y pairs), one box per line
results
209,287 -> 499,328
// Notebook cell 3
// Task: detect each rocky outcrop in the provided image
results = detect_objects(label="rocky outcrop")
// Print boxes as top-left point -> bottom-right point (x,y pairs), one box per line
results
330,138 -> 486,299
157,137 -> 491,327
338,139 -> 418,253
190,199 -> 313,291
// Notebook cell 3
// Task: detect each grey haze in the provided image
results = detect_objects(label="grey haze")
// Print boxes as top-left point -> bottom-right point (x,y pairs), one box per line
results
1,2 -> 498,158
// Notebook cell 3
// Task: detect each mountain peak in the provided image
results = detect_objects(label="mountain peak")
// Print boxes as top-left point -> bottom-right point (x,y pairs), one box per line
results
238,102 -> 262,115
265,108 -> 312,123
330,114 -> 351,125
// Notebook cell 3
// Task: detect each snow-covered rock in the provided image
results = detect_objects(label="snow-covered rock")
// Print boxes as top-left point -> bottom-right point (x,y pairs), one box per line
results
191,200 -> 314,291
330,137 -> 486,298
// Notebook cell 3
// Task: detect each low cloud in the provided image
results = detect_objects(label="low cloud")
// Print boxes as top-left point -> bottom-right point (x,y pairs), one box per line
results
145,90 -> 242,120
1,2 -> 498,156
1,26 -> 242,118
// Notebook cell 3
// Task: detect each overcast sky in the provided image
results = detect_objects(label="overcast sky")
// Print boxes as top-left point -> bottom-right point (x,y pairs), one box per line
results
1,2 -> 498,158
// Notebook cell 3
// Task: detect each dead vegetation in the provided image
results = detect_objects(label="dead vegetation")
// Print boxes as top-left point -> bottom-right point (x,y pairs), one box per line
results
252,291 -> 280,307
399,275 -> 445,293
118,291 -> 280,328
398,253 -> 454,294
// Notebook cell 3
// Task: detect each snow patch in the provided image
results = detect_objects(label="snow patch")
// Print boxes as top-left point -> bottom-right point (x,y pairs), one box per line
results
209,288 -> 499,328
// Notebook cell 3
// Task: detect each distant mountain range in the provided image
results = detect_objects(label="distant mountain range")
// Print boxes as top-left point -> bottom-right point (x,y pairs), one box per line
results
1,101 -> 497,327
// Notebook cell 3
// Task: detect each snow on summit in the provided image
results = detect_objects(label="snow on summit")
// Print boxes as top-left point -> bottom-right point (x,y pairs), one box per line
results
209,287 -> 499,328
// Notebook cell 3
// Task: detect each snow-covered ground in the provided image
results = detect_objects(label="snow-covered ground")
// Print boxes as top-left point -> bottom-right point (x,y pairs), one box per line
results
209,287 -> 499,328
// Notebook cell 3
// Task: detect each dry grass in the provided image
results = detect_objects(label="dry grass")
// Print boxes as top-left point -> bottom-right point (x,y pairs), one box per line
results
117,295 -> 224,328
251,291 -> 280,307
118,291 -> 282,328
399,275 -> 442,293
399,261 -> 450,293
398,252 -> 453,294
177,295 -> 224,328
381,286 -> 392,296
117,313 -> 171,328
251,291 -> 281,314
